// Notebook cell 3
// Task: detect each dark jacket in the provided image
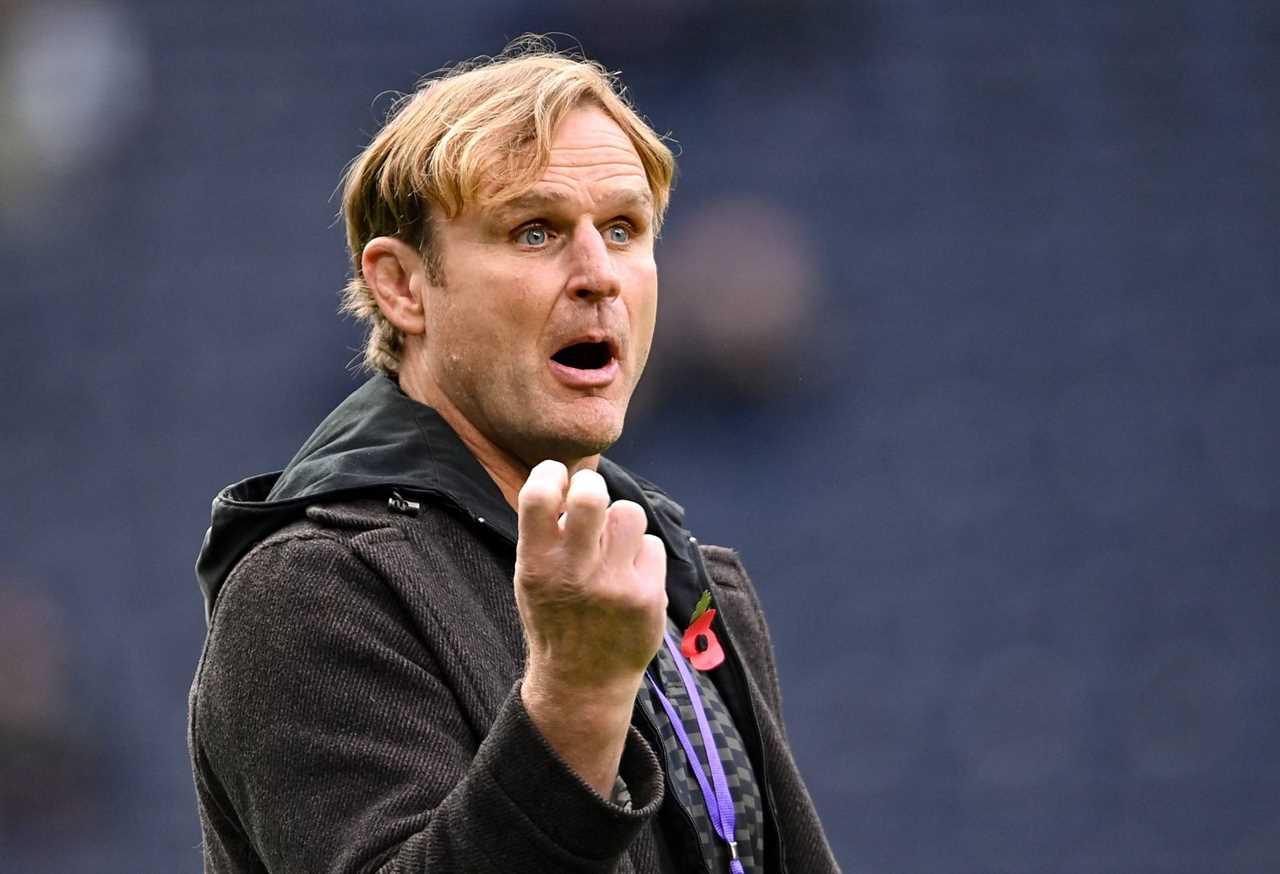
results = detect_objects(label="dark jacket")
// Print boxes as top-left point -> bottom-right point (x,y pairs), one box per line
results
189,376 -> 839,873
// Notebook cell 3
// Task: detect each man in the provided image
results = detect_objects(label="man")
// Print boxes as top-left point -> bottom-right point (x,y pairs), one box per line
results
190,44 -> 839,874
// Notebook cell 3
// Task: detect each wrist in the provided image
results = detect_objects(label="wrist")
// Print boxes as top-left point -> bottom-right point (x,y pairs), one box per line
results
520,669 -> 641,798
521,665 -> 642,726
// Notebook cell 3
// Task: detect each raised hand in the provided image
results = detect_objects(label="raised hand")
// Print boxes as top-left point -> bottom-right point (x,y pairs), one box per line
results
514,460 -> 667,795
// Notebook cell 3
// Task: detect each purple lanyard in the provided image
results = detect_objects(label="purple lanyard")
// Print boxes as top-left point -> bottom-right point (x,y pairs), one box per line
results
645,630 -> 745,874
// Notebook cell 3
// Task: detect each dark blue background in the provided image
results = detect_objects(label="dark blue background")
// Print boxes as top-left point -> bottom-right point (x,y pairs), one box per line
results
1,1 -> 1276,871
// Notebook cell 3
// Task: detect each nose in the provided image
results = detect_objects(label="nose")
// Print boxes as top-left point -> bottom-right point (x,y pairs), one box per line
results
566,224 -> 621,304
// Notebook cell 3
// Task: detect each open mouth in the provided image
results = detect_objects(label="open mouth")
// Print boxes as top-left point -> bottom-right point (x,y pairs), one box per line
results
551,341 -> 614,371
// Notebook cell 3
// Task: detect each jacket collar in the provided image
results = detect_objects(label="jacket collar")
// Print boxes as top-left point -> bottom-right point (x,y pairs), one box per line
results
198,375 -> 700,616
267,373 -> 518,539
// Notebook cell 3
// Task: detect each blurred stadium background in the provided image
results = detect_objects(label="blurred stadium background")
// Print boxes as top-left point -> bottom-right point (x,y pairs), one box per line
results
1,1 -> 1277,871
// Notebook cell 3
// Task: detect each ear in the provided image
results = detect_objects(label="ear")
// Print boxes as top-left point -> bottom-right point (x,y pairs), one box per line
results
361,237 -> 433,337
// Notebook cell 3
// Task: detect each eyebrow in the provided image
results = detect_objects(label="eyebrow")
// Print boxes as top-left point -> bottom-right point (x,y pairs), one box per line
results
493,187 -> 654,221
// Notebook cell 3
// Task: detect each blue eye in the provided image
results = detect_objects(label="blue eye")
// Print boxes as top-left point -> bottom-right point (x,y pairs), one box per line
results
607,225 -> 631,244
520,227 -> 548,246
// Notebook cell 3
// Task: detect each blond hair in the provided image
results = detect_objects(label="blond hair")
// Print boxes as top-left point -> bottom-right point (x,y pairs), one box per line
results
339,38 -> 677,375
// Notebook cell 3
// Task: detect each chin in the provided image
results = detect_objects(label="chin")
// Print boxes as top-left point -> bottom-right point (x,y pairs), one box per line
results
553,427 -> 621,460
526,414 -> 624,462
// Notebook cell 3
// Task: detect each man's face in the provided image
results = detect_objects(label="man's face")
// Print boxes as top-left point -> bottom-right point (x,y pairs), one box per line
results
416,105 -> 658,465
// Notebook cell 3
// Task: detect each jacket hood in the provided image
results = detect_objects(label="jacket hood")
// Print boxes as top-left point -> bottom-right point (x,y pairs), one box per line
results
195,375 -> 695,620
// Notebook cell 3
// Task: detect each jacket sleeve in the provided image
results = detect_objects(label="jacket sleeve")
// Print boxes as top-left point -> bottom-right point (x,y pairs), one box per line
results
190,532 -> 664,874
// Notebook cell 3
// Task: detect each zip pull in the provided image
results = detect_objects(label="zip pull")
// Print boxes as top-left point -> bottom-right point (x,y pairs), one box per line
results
387,490 -> 420,516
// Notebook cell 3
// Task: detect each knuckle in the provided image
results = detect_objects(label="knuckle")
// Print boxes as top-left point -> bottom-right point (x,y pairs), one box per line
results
570,468 -> 605,488
533,459 -> 568,479
568,478 -> 607,507
522,461 -> 567,497
517,480 -> 551,507
567,482 -> 609,511
607,499 -> 646,527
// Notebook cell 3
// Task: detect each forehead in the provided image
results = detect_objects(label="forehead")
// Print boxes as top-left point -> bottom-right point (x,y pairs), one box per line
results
545,105 -> 645,167
480,106 -> 653,218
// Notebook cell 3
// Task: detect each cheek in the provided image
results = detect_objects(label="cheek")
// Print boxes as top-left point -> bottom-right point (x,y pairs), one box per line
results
492,278 -> 542,323
490,283 -> 553,367
426,291 -> 503,380
629,263 -> 659,337
451,277 -> 552,387
441,270 -> 532,345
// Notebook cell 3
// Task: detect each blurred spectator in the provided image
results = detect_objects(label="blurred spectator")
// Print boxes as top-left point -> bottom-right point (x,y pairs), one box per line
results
639,196 -> 825,407
0,586 -> 95,836
0,0 -> 148,236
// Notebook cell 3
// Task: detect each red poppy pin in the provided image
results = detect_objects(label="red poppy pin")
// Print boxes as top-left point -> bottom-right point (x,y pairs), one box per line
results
681,590 -> 725,671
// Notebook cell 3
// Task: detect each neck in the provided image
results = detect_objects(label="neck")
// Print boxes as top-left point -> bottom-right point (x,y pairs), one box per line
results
397,364 -> 598,509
